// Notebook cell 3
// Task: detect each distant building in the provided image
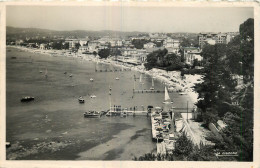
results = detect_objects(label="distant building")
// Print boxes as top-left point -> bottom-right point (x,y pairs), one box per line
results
121,48 -> 137,56
78,46 -> 88,54
15,39 -> 24,45
79,38 -> 89,46
165,47 -> 180,55
162,38 -> 180,55
163,38 -> 180,48
182,47 -> 202,65
110,40 -> 123,47
143,42 -> 156,49
130,36 -> 150,41
40,43 -> 47,50
87,41 -> 100,53
65,38 -> 79,49
198,33 -> 231,48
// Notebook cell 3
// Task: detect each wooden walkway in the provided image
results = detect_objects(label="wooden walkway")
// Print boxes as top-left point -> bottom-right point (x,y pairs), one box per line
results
108,110 -> 148,116
95,69 -> 131,72
133,90 -> 174,93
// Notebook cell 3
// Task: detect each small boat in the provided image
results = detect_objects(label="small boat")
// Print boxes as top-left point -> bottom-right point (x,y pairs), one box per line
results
84,111 -> 101,118
21,96 -> 35,102
90,95 -> 96,98
163,86 -> 173,104
78,96 -> 85,103
115,77 -> 119,80
90,78 -> 94,82
6,142 -> 11,148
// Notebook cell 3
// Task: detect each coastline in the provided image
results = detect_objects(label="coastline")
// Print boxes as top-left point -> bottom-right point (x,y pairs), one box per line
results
7,45 -> 202,106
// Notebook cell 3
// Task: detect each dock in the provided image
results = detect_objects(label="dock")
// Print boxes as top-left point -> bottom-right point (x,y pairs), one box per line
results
106,106 -> 149,116
108,110 -> 148,116
95,69 -> 131,72
150,107 -> 176,155
133,89 -> 175,93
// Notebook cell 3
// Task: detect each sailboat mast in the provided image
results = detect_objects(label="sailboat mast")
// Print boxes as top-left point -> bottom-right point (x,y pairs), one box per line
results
134,76 -> 136,90
109,85 -> 112,110
165,86 -> 171,101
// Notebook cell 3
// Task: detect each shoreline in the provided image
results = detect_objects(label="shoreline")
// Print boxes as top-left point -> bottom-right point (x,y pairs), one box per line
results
8,45 -> 202,106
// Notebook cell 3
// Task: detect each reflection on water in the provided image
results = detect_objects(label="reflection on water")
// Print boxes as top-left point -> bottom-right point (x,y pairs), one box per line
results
6,47 -> 193,160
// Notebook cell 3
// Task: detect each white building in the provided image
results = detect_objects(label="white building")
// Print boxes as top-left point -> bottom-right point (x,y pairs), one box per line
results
144,42 -> 156,49
65,39 -> 79,49
39,43 -> 47,50
78,46 -> 88,54
198,32 -> 232,48
87,41 -> 100,53
182,47 -> 202,65
163,38 -> 180,48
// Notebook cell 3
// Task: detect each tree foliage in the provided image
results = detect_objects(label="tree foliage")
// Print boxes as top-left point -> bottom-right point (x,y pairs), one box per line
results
240,18 -> 254,82
131,39 -> 150,49
194,18 -> 254,161
144,49 -> 183,71
98,49 -> 110,59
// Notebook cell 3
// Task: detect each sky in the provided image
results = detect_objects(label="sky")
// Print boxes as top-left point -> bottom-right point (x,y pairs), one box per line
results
6,6 -> 253,33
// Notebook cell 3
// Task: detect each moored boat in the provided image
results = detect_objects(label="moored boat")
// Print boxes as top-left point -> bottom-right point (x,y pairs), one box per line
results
163,86 -> 173,104
6,142 -> 11,148
90,95 -> 96,98
84,111 -> 101,118
78,96 -> 85,103
21,96 -> 34,102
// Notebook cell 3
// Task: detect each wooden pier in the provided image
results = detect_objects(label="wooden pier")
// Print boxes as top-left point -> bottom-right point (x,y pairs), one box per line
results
95,69 -> 131,72
107,110 -> 149,116
133,89 -> 174,93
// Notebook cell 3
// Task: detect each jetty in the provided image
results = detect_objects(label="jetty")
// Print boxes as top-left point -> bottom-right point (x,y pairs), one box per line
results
95,68 -> 131,72
150,106 -> 177,155
133,89 -> 175,93
106,106 -> 149,116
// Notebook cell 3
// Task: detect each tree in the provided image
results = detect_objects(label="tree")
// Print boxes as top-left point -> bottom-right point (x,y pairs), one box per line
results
144,49 -> 168,70
63,42 -> 69,50
192,58 -> 199,68
194,18 -> 254,161
240,18 -> 254,82
98,49 -> 110,59
173,133 -> 193,158
180,38 -> 192,47
225,35 -> 243,75
75,43 -> 81,50
132,39 -> 150,49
